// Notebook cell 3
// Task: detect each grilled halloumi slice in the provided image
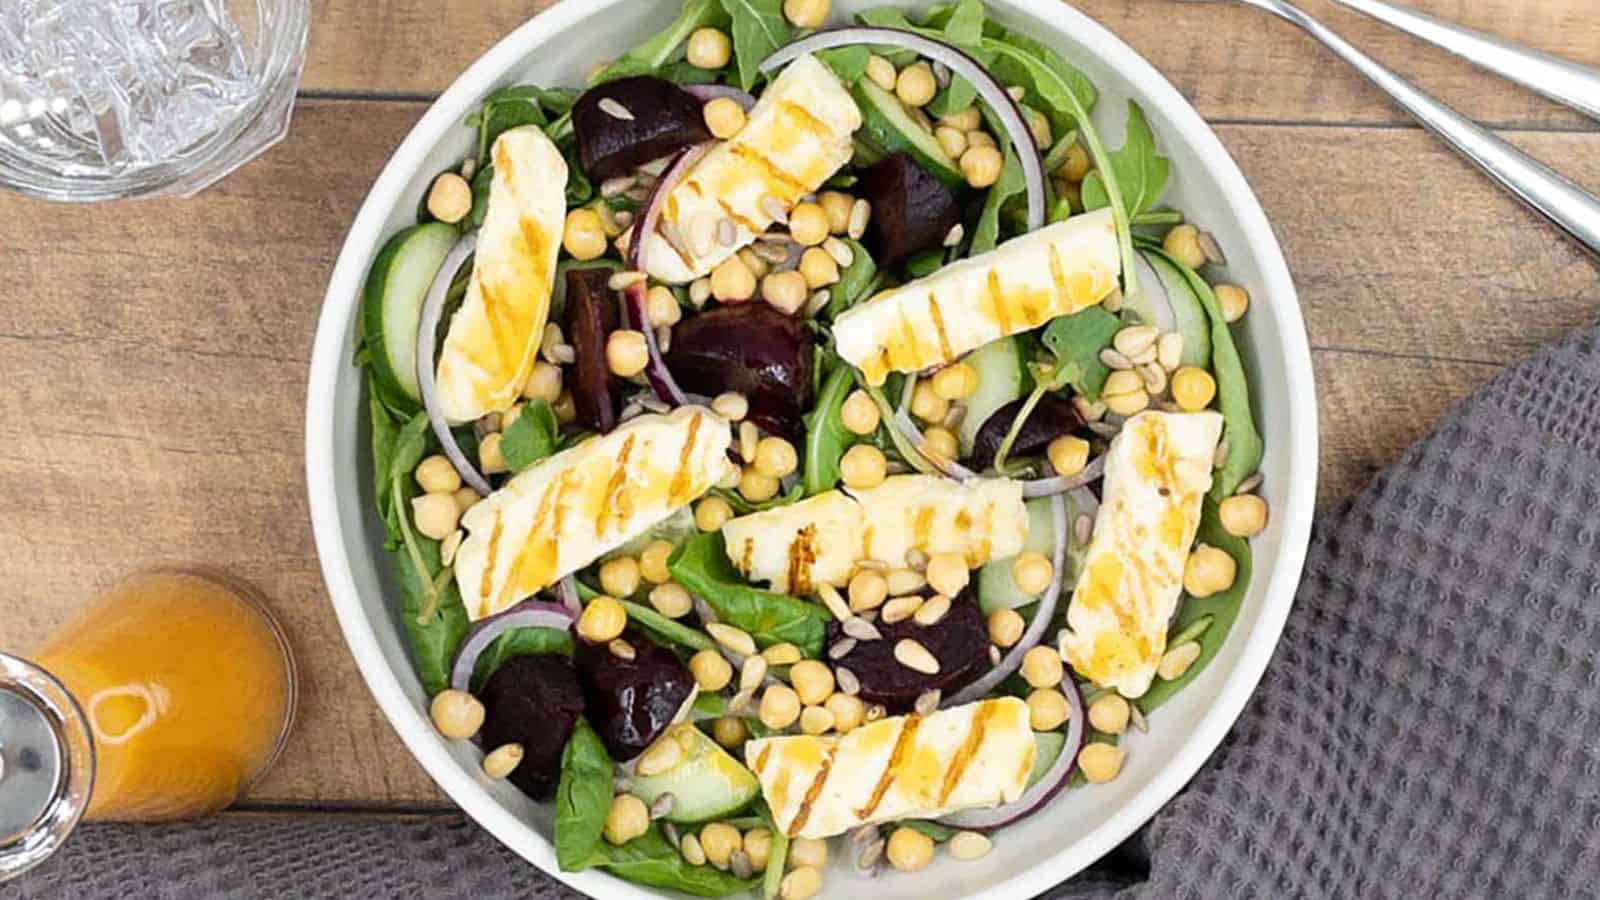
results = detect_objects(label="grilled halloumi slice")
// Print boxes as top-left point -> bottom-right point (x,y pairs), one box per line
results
1059,411 -> 1225,698
453,406 -> 735,620
631,54 -> 860,284
434,126 -> 566,424
833,208 -> 1121,385
719,476 -> 1028,594
746,697 -> 1034,839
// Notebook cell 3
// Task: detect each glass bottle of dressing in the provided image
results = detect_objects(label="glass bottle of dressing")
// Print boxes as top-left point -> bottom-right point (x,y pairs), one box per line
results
1,569 -> 296,879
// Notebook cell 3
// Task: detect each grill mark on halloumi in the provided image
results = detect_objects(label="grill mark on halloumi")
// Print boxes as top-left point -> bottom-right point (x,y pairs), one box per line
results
1047,242 -> 1068,301
669,413 -> 703,505
480,510 -> 504,608
927,293 -> 953,360
753,743 -> 774,775
986,269 -> 1010,334
602,435 -> 637,536
788,742 -> 838,837
788,524 -> 818,597
729,144 -> 808,199
857,713 -> 922,820
713,197 -> 761,235
938,698 -> 997,806
778,100 -> 833,140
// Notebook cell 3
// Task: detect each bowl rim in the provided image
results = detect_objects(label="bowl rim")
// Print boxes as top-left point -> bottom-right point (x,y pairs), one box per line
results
305,1 -> 1319,896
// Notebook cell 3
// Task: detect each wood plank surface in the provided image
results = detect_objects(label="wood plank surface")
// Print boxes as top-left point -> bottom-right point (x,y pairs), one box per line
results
2,0 -> 1598,808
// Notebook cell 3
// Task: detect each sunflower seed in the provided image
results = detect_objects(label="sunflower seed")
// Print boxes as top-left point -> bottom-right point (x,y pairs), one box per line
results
664,822 -> 681,846
1138,362 -> 1168,395
823,236 -> 854,267
1006,85 -> 1026,102
1214,438 -> 1231,470
835,666 -> 862,696
1129,702 -> 1148,732
914,689 -> 942,715
843,617 -> 882,641
730,849 -> 753,880
609,638 -> 636,660
598,97 -> 635,120
1155,399 -> 1181,412
728,688 -> 757,715
1235,472 -> 1264,495
694,596 -> 720,625
1099,348 -> 1134,371
717,217 -> 738,246
849,824 -> 880,850
905,547 -> 929,571
753,239 -> 792,264
803,288 -> 831,318
866,703 -> 886,722
1074,513 -> 1094,545
707,622 -> 757,656
848,199 -> 872,239
656,326 -> 672,353
932,61 -> 952,88
913,594 -> 951,626
624,184 -> 653,204
638,155 -> 672,177
1198,229 -> 1227,265
608,270 -> 647,291
601,175 -> 637,198
613,209 -> 635,229
941,404 -> 967,429
739,420 -> 759,462
1088,421 -> 1121,438
688,213 -> 716,257
459,157 -> 477,180
551,344 -> 576,365
818,583 -> 852,622
943,223 -> 965,247
650,792 -> 676,820
689,278 -> 713,308
1112,325 -> 1159,358
989,644 -> 1002,666
761,194 -> 789,224
829,637 -> 858,660
681,833 -> 707,865
858,837 -> 886,870
740,655 -> 769,692
894,639 -> 940,674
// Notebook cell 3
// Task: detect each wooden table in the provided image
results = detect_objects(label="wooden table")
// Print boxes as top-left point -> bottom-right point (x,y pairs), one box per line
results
3,0 -> 1596,815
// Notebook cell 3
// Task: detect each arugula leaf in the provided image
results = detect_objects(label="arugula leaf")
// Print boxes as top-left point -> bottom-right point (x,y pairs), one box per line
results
464,164 -> 494,231
555,718 -> 614,872
925,0 -> 987,116
470,627 -> 573,691
594,824 -> 759,896
802,364 -> 855,496
721,0 -> 791,91
368,377 -> 403,547
818,45 -> 871,83
1040,306 -> 1122,400
851,8 -> 921,66
904,248 -> 946,278
668,533 -> 830,657
824,237 -> 878,319
713,484 -> 802,514
984,32 -> 1097,135
972,143 -> 1024,254
620,599 -> 717,652
590,0 -> 730,85
1081,101 -> 1169,219
500,398 -> 560,472
899,820 -> 956,843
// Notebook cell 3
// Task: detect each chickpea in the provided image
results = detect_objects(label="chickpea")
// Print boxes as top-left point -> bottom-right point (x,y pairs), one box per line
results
759,270 -> 808,316
840,444 -> 887,489
788,202 -> 830,247
452,487 -> 481,515
1171,367 -> 1217,412
895,63 -> 937,108
577,596 -> 627,644
789,660 -> 835,706
553,390 -> 577,424
935,125 -> 968,161
818,191 -> 855,235
689,649 -> 734,691
648,581 -> 693,619
783,0 -> 830,28
1163,224 -> 1207,270
742,827 -> 773,872
1101,369 -> 1150,417
523,361 -> 563,403
759,684 -> 802,730
931,361 -> 978,400
639,539 -> 674,584
739,247 -> 770,280
798,247 -> 840,289
1027,687 -> 1071,730
743,437 -> 797,481
1027,108 -> 1052,149
427,172 -> 472,224
412,492 -> 461,541
1021,645 -> 1065,689
885,827 -> 934,872
1058,142 -> 1091,181
477,432 -> 508,474
948,830 -> 993,861
1214,284 -> 1251,323
643,285 -> 682,329
739,467 -> 781,502
606,329 -> 649,378
780,866 -> 823,900
909,381 -> 949,424
429,689 -> 485,739
965,130 -> 997,150
840,389 -> 880,435
788,837 -> 828,870
848,569 -> 888,612
1184,544 -> 1238,598
415,455 -> 461,494
699,822 -> 742,869
826,693 -> 866,733
711,391 -> 749,422
922,426 -> 959,461
925,552 -> 969,599
686,27 -> 732,69
1219,494 -> 1269,537
866,55 -> 898,92
1047,435 -> 1090,477
712,716 -> 747,748
762,642 -> 803,665
1088,693 -> 1131,735
710,255 -> 757,303
599,556 -> 641,597
703,97 -> 747,140
1077,743 -> 1125,783
563,208 -> 608,261
987,607 -> 1025,648
1010,552 -> 1055,596
939,106 -> 982,132
960,145 -> 1004,189
695,495 -> 734,532
799,705 -> 835,735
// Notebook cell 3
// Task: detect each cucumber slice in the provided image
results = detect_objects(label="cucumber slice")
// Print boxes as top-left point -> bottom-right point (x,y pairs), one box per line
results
628,723 -> 760,824
361,222 -> 461,410
958,336 -> 1026,456
1140,249 -> 1211,369
1026,730 -> 1067,788
853,79 -> 964,190
978,496 -> 1056,614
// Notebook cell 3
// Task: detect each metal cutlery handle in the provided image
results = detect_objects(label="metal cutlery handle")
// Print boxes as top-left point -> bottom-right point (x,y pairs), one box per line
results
1247,0 -> 1600,259
1331,0 -> 1600,122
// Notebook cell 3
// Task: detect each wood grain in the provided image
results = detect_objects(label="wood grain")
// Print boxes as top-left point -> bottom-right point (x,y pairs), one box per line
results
1,15 -> 1597,806
302,0 -> 1600,129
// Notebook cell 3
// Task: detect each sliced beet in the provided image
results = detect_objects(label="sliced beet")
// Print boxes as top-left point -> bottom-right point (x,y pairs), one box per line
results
574,631 -> 695,761
827,590 -> 989,713
968,394 -> 1086,471
858,152 -> 962,269
665,303 -> 815,439
564,267 -> 619,432
477,654 -> 586,800
573,77 -> 712,180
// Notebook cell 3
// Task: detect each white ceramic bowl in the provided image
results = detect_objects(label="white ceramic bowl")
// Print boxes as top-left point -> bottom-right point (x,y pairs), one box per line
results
307,1 -> 1318,896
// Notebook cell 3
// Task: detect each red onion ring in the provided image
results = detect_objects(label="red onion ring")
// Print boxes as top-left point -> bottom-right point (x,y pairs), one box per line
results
936,675 -> 1085,830
621,282 -> 689,407
554,575 -> 582,616
1021,455 -> 1106,499
760,28 -> 1046,230
448,600 -> 574,693
887,396 -> 1103,498
947,491 -> 1068,706
627,142 -> 714,274
682,84 -> 757,111
414,233 -> 494,497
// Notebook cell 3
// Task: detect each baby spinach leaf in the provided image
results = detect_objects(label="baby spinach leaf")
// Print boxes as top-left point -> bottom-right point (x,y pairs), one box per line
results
464,164 -> 494,231
925,0 -> 987,116
1081,101 -> 1169,220
473,86 -> 547,166
899,820 -> 956,843
1041,306 -> 1122,400
368,377 -> 403,547
720,0 -> 791,91
904,247 -> 946,278
669,533 -> 830,657
590,0 -> 731,85
818,45 -> 871,84
620,599 -> 717,652
824,237 -> 878,319
972,143 -> 1024,255
555,718 -> 614,872
470,627 -> 574,691
713,484 -> 803,514
802,363 -> 856,496
501,398 -> 561,472
594,824 -> 759,896
388,463 -> 471,696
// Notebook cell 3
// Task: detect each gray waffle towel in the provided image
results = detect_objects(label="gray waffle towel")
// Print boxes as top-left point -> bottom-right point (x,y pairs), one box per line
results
8,326 -> 1600,900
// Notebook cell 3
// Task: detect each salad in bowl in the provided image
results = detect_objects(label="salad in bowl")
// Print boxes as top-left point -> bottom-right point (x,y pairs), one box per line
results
354,0 -> 1269,895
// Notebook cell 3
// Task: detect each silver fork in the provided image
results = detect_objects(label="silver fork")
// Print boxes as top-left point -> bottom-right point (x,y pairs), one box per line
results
1178,0 -> 1600,258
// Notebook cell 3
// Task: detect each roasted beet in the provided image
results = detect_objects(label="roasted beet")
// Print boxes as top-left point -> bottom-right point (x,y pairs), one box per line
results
665,303 -> 815,438
968,394 -> 1086,471
564,267 -> 620,432
858,152 -> 962,269
477,654 -> 586,800
826,590 -> 989,712
574,631 -> 695,761
573,77 -> 712,180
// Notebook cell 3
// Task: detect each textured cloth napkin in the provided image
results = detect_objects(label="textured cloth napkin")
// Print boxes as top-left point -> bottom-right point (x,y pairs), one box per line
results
7,326 -> 1600,900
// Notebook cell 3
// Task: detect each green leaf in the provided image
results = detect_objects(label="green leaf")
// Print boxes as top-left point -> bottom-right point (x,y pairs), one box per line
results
387,464 -> 470,696
470,627 -> 574,691
904,247 -> 946,278
501,398 -> 561,472
984,32 -> 1096,135
668,533 -> 831,657
899,820 -> 956,843
474,87 -> 546,166
368,376 -> 403,547
972,143 -> 1024,255
594,824 -> 759,896
713,484 -> 803,515
1040,306 -> 1122,400
590,0 -> 730,85
620,599 -> 717,652
1081,101 -> 1170,219
925,0 -> 987,116
464,164 -> 495,231
852,9 -> 922,66
818,45 -> 871,83
720,0 -> 791,91
802,363 -> 856,496
555,718 -> 614,872
824,238 -> 878,319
